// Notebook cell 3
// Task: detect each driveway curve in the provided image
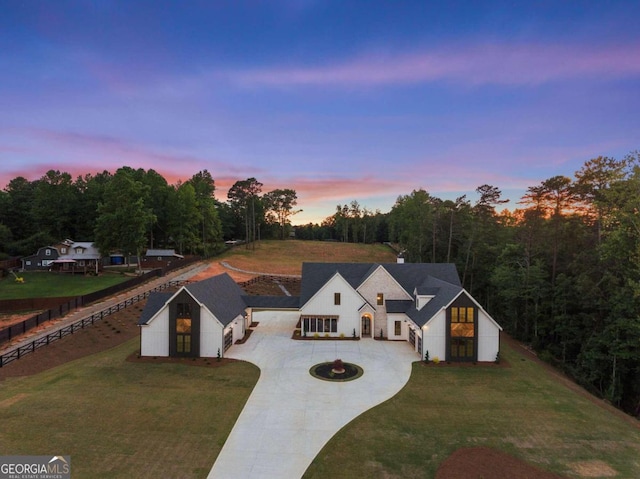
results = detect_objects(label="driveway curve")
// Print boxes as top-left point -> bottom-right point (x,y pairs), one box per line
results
207,311 -> 417,479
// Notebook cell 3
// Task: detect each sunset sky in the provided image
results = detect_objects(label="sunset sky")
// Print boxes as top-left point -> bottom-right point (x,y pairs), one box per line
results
1,1 -> 638,224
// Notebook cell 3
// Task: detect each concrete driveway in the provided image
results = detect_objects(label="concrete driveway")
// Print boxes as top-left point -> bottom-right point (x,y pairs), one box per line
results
207,311 -> 418,479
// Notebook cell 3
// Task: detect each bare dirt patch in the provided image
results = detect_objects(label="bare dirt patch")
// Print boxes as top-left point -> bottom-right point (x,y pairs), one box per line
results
568,461 -> 617,478
0,304 -> 143,380
435,447 -> 568,479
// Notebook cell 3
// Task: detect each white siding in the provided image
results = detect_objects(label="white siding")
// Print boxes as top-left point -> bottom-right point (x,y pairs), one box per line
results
477,310 -> 500,362
140,308 -> 170,356
232,314 -> 246,344
300,273 -> 361,337
422,309 -> 446,361
200,308 -> 224,358
387,313 -> 409,340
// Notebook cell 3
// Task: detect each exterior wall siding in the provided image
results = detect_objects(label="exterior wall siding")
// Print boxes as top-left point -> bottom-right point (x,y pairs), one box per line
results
200,308 -> 224,358
140,308 -> 170,356
422,310 -> 446,361
387,313 -> 410,340
300,274 -> 361,337
477,310 -> 500,362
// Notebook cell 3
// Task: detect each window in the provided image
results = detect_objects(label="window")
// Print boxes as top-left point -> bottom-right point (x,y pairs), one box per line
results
45,249 -> 51,256
394,320 -> 402,336
26,261 -> 31,266
302,316 -> 338,334
75,247 -> 83,254
177,303 -> 192,318
449,306 -> 475,361
450,307 -> 474,337
176,318 -> 192,354
377,293 -> 384,306
61,247 -> 67,254
334,292 -> 341,305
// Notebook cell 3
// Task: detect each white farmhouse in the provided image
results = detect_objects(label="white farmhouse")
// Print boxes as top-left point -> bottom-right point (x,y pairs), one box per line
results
139,261 -> 502,362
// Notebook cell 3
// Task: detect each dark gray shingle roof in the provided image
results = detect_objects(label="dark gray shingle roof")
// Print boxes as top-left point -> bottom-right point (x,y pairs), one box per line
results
300,262 -> 462,310
184,273 -> 247,326
138,292 -> 173,325
242,295 -> 300,309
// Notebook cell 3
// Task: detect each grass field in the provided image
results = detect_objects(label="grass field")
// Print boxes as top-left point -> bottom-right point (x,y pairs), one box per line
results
303,340 -> 640,478
219,240 -> 398,275
0,339 -> 259,479
2,241 -> 639,478
0,271 -> 130,300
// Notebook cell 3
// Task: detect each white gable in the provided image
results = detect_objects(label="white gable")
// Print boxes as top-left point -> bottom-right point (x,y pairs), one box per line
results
300,272 -> 363,315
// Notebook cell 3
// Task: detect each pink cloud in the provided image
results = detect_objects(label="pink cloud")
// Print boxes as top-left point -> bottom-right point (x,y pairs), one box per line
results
227,42 -> 640,88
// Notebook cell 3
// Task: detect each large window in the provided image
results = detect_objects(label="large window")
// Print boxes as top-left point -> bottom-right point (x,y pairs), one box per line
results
377,293 -> 384,306
302,316 -> 338,334
450,307 -> 474,337
176,318 -> 192,354
449,306 -> 475,361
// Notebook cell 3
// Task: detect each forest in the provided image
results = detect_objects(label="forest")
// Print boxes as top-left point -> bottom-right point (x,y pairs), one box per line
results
0,153 -> 639,417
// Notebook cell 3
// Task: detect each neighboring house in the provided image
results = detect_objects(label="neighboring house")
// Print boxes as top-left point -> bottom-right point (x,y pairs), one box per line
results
21,246 -> 61,271
141,249 -> 185,269
140,260 -> 502,362
21,240 -> 102,273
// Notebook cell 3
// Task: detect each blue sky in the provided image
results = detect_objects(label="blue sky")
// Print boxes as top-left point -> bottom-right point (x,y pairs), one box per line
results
1,1 -> 638,224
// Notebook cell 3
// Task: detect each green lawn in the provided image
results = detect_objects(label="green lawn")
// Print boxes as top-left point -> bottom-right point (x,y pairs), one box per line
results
0,339 -> 260,479
0,271 -> 131,299
303,340 -> 640,478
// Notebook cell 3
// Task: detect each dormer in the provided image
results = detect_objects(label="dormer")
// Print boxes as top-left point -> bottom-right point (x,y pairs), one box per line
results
415,294 -> 435,311
414,286 -> 440,311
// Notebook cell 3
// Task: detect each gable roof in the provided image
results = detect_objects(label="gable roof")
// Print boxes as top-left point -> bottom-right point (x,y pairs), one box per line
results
138,292 -> 173,325
138,273 -> 247,327
184,273 -> 246,326
300,262 -> 462,307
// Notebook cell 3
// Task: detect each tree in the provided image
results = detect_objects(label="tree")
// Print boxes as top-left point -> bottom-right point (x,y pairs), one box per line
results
94,169 -> 155,271
167,182 -> 202,254
263,189 -> 299,239
185,171 -> 222,255
227,178 -> 263,249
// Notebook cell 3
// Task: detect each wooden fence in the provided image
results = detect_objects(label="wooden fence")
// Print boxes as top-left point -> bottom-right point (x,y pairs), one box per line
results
0,280 -> 186,368
0,255 -> 202,345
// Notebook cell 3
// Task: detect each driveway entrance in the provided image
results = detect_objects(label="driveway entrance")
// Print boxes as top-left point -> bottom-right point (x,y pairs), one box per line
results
207,311 -> 417,479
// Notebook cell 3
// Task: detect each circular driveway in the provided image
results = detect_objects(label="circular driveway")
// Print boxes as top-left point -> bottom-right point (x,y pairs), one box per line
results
207,311 -> 418,479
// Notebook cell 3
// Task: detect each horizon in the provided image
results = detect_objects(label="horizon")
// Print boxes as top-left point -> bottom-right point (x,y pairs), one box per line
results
1,1 -> 638,225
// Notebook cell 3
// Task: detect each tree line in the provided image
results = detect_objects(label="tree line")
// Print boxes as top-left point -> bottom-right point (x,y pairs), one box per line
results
1,153 -> 638,416
0,167 -> 299,261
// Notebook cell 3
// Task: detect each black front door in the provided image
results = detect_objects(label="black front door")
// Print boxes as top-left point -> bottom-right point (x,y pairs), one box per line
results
362,316 -> 371,337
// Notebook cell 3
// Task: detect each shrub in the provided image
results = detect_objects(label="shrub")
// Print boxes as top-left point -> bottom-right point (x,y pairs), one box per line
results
352,328 -> 356,338
432,356 -> 440,364
313,332 -> 319,339
424,350 -> 429,362
339,332 -> 345,338
495,351 -> 500,364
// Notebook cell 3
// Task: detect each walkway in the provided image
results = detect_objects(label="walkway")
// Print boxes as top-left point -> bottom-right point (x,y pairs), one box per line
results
207,311 -> 417,479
